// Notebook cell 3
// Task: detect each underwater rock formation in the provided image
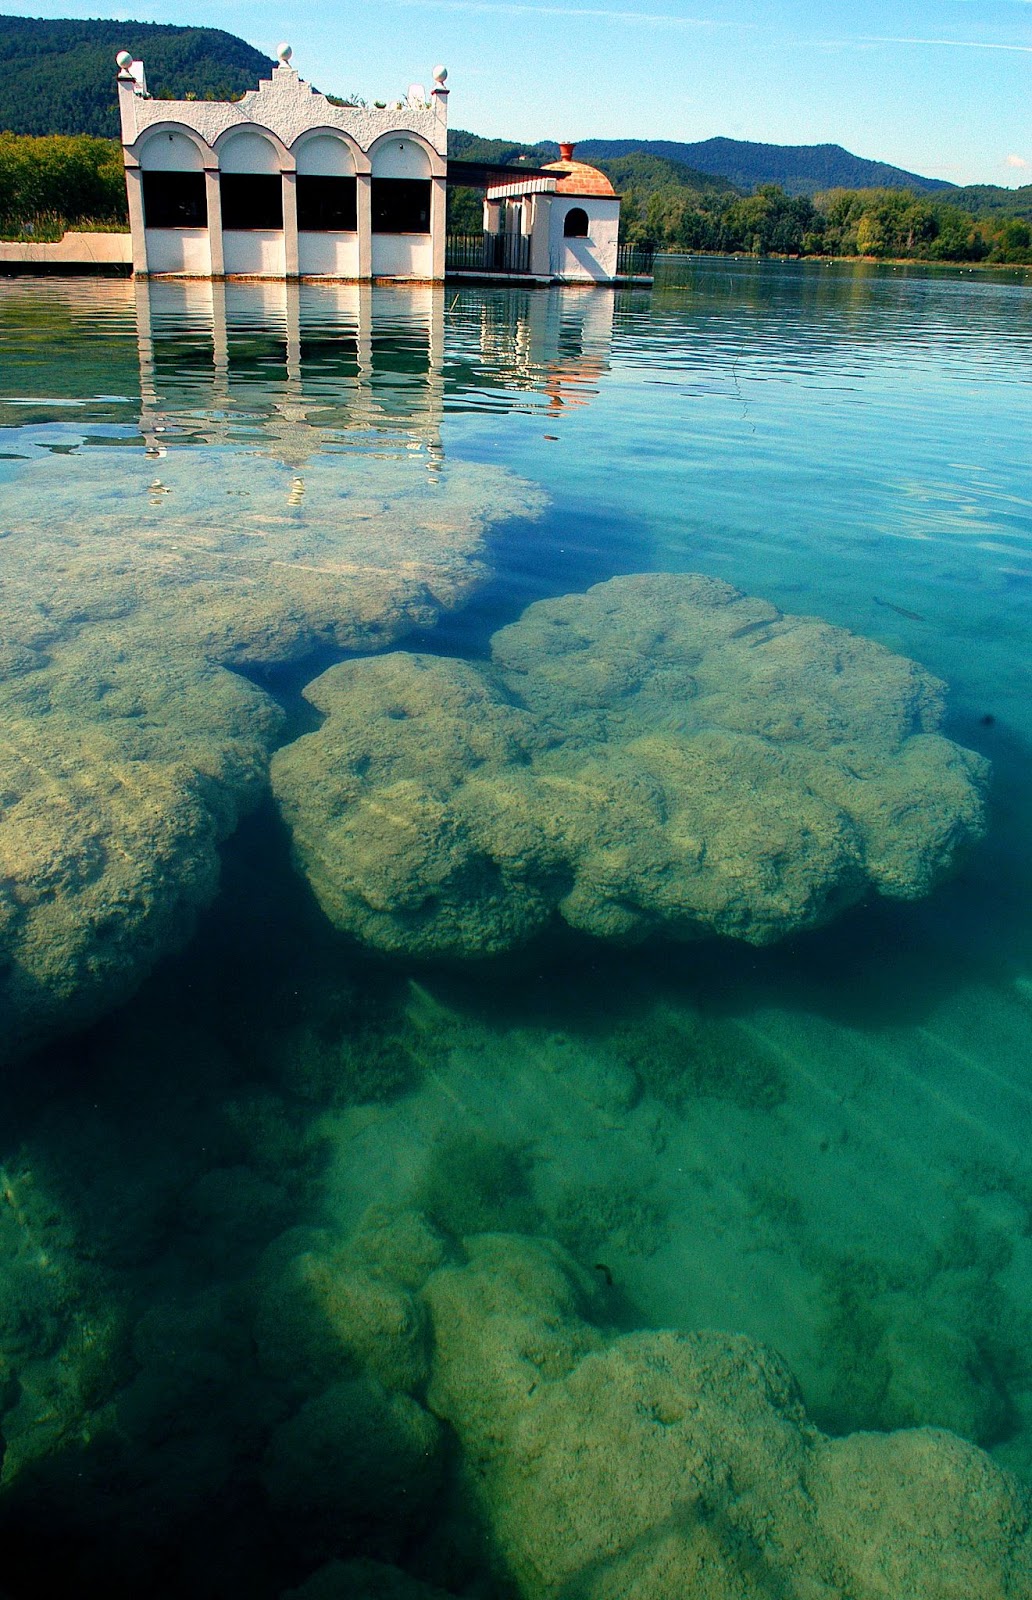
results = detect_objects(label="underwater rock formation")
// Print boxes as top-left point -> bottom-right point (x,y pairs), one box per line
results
272,573 -> 989,957
0,643 -> 281,1062
0,452 -> 543,1061
422,1232 -> 1032,1600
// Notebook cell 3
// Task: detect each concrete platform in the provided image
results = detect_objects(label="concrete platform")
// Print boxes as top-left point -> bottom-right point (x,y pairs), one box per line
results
0,232 -> 132,272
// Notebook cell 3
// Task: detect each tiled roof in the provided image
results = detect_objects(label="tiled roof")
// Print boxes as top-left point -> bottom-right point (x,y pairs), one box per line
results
542,158 -> 616,197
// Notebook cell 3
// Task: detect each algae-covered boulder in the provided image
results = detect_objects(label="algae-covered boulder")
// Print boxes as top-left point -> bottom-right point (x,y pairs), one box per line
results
421,1234 -> 1032,1600
0,649 -> 281,1061
272,574 -> 989,958
0,452 -> 543,1060
254,1234 -> 431,1397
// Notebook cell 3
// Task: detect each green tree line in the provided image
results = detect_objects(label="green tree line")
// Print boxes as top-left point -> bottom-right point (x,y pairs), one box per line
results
448,149 -> 1032,265
613,156 -> 1032,263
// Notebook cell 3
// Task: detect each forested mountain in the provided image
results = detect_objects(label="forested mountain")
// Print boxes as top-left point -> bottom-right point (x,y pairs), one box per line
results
571,138 -> 954,196
950,183 -> 1032,221
447,131 -> 550,166
0,16 -> 275,138
449,129 -> 952,197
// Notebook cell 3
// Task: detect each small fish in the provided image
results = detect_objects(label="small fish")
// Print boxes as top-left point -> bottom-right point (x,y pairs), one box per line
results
873,596 -> 925,622
543,434 -> 560,442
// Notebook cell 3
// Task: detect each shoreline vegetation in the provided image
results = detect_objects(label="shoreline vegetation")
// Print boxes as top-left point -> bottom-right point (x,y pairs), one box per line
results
3,132 -> 1032,266
449,148 -> 1032,267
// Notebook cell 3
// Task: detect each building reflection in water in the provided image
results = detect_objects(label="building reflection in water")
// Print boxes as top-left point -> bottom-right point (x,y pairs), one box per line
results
460,288 -> 614,415
133,279 -> 616,469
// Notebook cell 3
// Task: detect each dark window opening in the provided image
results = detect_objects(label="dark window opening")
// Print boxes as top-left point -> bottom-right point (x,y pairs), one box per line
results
297,175 -> 357,232
371,178 -> 431,234
142,171 -> 207,229
220,174 -> 283,231
563,207 -> 590,239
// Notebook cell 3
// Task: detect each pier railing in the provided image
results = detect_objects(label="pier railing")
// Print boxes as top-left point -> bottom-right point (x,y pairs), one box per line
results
446,232 -> 531,275
616,242 -> 656,277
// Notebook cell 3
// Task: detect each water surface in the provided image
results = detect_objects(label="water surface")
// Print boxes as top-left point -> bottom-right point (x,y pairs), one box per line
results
1,262 -> 1031,1598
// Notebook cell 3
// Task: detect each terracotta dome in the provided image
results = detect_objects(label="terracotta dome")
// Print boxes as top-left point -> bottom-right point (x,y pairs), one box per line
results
543,141 -> 615,198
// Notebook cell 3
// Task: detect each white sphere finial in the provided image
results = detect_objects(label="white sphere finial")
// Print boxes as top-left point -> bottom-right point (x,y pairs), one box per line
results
277,42 -> 293,64
116,50 -> 133,69
432,64 -> 448,85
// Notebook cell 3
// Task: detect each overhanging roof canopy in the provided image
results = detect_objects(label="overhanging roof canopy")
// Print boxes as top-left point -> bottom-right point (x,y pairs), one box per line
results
446,158 -> 557,188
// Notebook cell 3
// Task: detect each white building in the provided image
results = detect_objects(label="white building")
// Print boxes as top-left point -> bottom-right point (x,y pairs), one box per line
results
117,45 -> 449,280
483,143 -> 621,282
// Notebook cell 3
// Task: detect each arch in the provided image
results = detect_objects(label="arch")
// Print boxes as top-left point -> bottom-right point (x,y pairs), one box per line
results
563,207 -> 590,238
295,132 -> 359,233
367,130 -> 444,179
214,125 -> 293,172
131,122 -> 213,170
292,128 -> 365,175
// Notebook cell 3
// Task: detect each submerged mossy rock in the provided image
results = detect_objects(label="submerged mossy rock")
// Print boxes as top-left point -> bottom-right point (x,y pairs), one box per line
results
0,453 -> 543,1061
254,1231 -> 432,1398
0,651 -> 281,1061
421,1233 -> 1032,1600
272,574 -> 989,958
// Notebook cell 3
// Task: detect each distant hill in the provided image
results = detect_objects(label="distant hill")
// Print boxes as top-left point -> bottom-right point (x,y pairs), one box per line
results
950,183 -> 1032,221
0,16 -> 275,138
592,152 -> 737,198
447,132 -> 736,196
450,130 -> 951,197
571,138 -> 954,197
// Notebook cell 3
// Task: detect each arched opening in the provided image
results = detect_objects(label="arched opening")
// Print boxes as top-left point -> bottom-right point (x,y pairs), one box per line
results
295,135 -> 357,232
563,207 -> 589,239
139,130 -> 207,229
371,138 -> 432,234
219,133 -> 283,231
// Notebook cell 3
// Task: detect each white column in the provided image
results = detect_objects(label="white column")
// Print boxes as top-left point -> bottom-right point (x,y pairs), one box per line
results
124,164 -> 148,274
205,167 -> 224,277
529,194 -> 553,277
282,170 -> 299,277
430,174 -> 447,281
357,172 -> 373,279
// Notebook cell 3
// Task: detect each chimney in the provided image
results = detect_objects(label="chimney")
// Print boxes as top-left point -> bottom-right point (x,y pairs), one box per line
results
559,141 -> 575,163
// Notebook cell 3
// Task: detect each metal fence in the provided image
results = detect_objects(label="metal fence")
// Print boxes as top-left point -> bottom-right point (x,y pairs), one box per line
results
446,232 -> 531,275
616,241 -> 656,277
446,235 -> 655,277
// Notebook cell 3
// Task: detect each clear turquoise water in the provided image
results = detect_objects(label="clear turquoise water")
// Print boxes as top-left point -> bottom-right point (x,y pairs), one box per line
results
1,263 -> 1031,1597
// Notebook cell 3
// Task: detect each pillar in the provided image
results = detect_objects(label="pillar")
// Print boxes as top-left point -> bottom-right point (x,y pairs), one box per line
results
357,172 -> 372,279
205,166 -> 224,277
430,174 -> 447,281
124,164 -> 148,274
529,194 -> 553,278
282,170 -> 299,277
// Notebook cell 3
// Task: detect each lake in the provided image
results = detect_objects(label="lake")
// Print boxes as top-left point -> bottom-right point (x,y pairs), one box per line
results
1,259 -> 1031,1598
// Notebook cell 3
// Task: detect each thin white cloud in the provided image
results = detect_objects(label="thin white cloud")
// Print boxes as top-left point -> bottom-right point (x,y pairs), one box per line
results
387,0 -> 719,26
846,34 -> 1032,55
1006,153 -> 1030,168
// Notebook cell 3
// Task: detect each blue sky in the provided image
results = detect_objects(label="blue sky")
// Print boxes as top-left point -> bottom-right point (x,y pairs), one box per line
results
6,0 -> 1031,183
